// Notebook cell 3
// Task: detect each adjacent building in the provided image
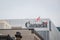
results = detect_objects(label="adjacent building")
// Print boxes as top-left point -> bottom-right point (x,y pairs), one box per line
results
0,20 -> 11,29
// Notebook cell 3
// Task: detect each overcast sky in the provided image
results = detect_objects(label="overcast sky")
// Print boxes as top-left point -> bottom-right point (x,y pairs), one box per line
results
0,0 -> 60,27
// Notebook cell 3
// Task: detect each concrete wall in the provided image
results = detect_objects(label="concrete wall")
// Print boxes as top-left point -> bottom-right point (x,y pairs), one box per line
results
36,31 -> 49,40
0,23 -> 4,29
49,21 -> 60,40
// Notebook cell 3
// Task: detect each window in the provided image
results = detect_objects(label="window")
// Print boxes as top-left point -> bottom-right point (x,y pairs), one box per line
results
57,27 -> 60,32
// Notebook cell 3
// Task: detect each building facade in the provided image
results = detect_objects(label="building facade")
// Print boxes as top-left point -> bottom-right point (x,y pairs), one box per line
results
0,20 -> 11,29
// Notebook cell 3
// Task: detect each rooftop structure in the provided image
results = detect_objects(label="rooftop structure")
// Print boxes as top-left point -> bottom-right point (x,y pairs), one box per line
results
0,20 -> 11,29
0,19 -> 60,40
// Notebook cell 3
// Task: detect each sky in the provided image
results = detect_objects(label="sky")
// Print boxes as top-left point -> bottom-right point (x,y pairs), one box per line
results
0,0 -> 60,27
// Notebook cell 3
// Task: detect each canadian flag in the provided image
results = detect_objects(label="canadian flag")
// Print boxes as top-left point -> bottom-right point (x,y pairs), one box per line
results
36,17 -> 40,22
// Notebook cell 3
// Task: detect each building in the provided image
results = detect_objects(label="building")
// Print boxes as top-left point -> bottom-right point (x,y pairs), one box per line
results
0,19 -> 60,40
0,20 -> 11,29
